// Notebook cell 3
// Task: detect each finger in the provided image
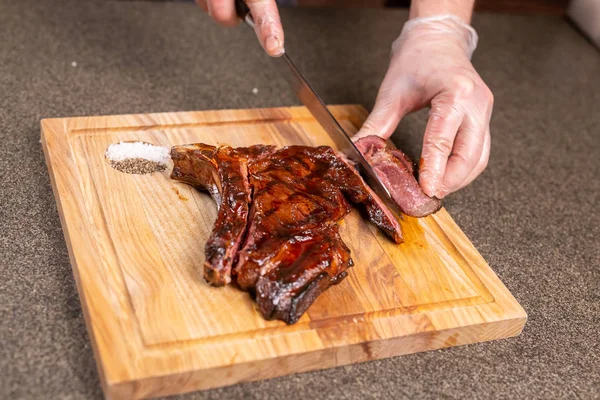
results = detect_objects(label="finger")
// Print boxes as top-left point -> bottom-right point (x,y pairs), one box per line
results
206,0 -> 238,27
418,97 -> 464,198
247,0 -> 285,57
447,83 -> 494,194
353,92 -> 403,141
436,116 -> 486,198
454,126 -> 491,192
195,0 -> 209,13
353,67 -> 413,141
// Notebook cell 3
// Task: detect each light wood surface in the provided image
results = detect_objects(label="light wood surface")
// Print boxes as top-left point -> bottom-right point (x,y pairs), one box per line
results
41,105 -> 526,400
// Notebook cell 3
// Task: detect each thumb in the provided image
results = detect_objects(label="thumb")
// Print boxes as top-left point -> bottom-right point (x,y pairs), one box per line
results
353,66 -> 418,141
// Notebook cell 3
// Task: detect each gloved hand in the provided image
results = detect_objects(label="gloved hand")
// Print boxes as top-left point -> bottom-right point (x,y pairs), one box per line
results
354,15 -> 493,199
195,0 -> 285,57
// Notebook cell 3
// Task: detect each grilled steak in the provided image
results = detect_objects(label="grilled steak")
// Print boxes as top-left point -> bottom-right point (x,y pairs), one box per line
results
354,136 -> 441,217
171,143 -> 403,324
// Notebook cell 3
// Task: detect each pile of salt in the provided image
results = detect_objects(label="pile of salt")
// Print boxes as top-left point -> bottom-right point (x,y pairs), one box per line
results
105,141 -> 170,174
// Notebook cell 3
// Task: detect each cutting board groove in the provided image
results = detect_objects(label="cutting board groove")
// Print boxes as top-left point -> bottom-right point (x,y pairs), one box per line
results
41,105 -> 526,400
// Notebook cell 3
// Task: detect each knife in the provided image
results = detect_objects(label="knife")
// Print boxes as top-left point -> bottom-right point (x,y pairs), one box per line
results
234,0 -> 403,220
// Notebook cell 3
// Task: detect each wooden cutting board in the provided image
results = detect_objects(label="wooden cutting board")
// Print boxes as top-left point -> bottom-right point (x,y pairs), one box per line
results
41,105 -> 526,400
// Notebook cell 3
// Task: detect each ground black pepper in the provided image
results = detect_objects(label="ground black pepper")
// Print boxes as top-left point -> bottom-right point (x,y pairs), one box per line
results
108,158 -> 166,174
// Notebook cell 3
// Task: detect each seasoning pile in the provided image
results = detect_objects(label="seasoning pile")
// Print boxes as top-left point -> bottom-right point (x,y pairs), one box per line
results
105,141 -> 170,174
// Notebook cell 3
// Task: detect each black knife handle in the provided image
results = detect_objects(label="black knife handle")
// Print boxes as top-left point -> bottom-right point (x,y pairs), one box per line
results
235,0 -> 255,27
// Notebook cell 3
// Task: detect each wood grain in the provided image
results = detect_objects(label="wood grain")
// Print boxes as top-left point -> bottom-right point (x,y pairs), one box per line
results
41,105 -> 526,400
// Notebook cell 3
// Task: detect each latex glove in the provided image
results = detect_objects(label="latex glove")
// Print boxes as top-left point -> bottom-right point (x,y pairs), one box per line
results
354,15 -> 493,199
195,0 -> 285,57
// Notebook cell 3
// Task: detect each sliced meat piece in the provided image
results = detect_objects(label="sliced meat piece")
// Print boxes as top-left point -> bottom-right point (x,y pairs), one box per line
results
171,144 -> 274,286
354,136 -> 442,217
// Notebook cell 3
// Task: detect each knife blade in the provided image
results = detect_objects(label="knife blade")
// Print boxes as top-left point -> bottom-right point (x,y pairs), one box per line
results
234,0 -> 403,220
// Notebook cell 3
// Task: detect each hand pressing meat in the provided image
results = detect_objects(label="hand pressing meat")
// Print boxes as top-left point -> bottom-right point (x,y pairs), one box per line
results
171,143 -> 402,324
353,8 -> 493,199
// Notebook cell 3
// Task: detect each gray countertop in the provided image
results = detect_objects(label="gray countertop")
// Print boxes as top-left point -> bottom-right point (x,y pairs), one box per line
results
1,1 -> 599,399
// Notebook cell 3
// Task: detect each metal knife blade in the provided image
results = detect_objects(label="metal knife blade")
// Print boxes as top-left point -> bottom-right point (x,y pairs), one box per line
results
234,1 -> 403,219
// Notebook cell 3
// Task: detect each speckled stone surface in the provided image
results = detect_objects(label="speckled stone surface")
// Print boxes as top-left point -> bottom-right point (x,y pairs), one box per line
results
1,1 -> 599,399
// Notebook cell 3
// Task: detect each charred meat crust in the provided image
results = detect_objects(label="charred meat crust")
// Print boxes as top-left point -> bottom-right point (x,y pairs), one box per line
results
170,144 -> 274,286
253,228 -> 352,324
